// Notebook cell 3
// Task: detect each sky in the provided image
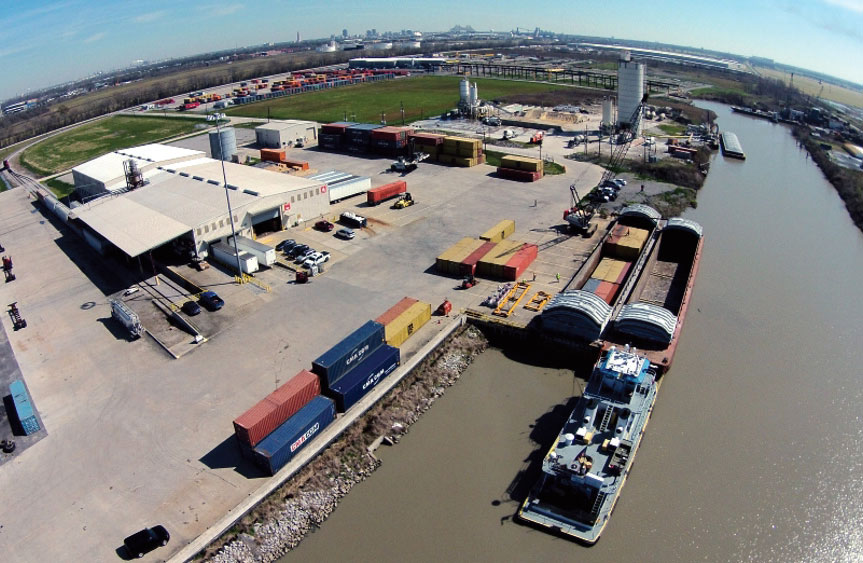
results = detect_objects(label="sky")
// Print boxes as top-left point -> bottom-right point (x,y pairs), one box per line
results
2,0 -> 863,102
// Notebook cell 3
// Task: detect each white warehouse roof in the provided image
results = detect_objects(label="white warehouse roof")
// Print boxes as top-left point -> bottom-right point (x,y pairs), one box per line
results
255,120 -> 318,132
72,143 -> 204,185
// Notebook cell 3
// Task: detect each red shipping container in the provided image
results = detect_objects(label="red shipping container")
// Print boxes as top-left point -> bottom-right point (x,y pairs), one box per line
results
282,158 -> 310,171
321,123 -> 349,135
261,148 -> 286,163
408,132 -> 445,146
367,180 -> 407,205
502,244 -> 538,280
594,281 -> 620,305
233,370 -> 321,446
459,241 -> 496,276
376,297 -> 419,326
496,167 -> 541,182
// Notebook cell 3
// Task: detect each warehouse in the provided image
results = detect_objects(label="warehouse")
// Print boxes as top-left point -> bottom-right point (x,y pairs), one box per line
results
255,120 -> 319,149
71,144 -> 205,199
69,145 -> 329,261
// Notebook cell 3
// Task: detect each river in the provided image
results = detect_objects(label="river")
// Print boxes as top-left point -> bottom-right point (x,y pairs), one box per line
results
283,102 -> 863,563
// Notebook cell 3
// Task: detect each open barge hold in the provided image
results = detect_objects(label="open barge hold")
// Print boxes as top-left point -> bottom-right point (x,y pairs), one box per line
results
602,218 -> 704,372
720,131 -> 745,159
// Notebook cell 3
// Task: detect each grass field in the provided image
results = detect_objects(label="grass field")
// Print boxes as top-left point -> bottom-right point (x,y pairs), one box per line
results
43,178 -> 76,199
226,76 -> 574,124
20,115 -> 208,177
754,66 -> 863,109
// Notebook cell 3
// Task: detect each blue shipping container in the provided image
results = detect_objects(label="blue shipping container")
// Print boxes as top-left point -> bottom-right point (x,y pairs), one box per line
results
312,320 -> 384,388
327,345 -> 400,412
252,396 -> 336,476
10,379 -> 40,435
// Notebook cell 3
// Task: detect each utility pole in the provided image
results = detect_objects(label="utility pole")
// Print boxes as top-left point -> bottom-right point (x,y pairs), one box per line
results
400,101 -> 405,126
214,119 -> 243,277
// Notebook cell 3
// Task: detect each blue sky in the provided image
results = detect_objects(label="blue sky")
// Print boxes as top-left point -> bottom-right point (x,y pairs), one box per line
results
2,0 -> 863,102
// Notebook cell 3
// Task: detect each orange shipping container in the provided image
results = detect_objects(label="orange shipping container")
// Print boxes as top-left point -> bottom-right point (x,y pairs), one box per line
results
261,148 -> 286,163
376,297 -> 419,326
502,244 -> 538,281
594,281 -> 620,305
459,241 -> 496,276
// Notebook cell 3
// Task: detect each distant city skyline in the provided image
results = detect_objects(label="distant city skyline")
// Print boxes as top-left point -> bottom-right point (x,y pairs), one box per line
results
2,0 -> 863,102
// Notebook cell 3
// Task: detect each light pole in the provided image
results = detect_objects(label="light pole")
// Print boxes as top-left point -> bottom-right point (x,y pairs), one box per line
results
214,119 -> 244,277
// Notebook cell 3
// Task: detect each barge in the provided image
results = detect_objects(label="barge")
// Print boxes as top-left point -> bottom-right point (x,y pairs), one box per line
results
720,131 -> 746,159
602,218 -> 704,372
518,347 -> 659,544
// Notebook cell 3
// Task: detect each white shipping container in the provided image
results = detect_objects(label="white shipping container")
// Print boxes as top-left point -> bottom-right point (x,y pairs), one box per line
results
311,170 -> 371,203
210,242 -> 259,274
229,235 -> 276,267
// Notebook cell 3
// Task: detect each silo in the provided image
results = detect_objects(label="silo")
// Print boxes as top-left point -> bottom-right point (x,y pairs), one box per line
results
459,78 -> 471,106
209,127 -> 238,161
470,82 -> 478,106
617,52 -> 645,132
602,98 -> 614,126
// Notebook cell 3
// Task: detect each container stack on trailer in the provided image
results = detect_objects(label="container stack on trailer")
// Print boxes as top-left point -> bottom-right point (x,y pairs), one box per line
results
436,136 -> 484,167
371,126 -> 412,156
367,180 -> 407,205
497,155 -> 544,182
319,122 -> 356,150
233,370 -> 335,476
375,297 -> 432,348
345,124 -> 383,153
312,320 -> 401,413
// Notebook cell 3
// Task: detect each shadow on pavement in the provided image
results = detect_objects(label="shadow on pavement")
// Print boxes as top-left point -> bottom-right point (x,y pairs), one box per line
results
199,435 -> 266,479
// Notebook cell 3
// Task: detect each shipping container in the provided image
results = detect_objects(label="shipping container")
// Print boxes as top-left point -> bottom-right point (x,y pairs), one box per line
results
436,237 -> 486,276
594,281 -> 620,305
477,240 -> 525,278
210,242 -> 259,274
229,235 -> 276,267
233,370 -> 320,447
479,220 -> 515,243
251,396 -> 336,476
261,148 -> 286,163
459,241 -> 496,276
583,278 -> 602,293
282,158 -> 310,171
497,167 -> 542,182
309,171 -> 371,203
367,181 -> 407,205
501,243 -> 538,281
383,302 -> 431,347
321,122 -> 356,135
325,345 -> 400,412
500,155 -> 542,172
9,379 -> 40,435
408,132 -> 445,146
312,320 -> 385,388
603,225 -> 649,261
375,297 -> 418,326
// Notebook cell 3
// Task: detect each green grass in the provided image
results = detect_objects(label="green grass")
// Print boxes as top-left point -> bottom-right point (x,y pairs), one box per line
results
226,76 -> 573,124
544,161 -> 566,175
43,178 -> 76,199
20,115 -> 208,177
658,123 -> 686,136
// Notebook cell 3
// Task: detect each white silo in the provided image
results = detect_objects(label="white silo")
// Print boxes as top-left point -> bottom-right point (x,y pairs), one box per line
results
617,51 -> 645,133
470,82 -> 478,106
209,127 -> 237,161
601,98 -> 614,126
459,77 -> 471,106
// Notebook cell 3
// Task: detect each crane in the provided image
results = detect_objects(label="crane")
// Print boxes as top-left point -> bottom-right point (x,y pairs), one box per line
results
563,93 -> 649,234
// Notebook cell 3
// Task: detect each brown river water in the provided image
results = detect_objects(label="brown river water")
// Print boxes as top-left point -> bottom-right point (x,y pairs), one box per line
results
283,103 -> 863,562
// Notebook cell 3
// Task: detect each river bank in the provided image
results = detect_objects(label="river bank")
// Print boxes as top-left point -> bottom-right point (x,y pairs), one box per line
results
201,324 -> 489,562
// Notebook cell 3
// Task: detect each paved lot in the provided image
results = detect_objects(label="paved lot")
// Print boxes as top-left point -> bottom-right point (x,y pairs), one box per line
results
0,147 -> 609,562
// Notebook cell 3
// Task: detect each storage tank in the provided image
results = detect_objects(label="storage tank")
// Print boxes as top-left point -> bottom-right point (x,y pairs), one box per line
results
459,78 -> 471,106
602,98 -> 614,126
209,127 -> 238,161
470,82 -> 478,106
371,42 -> 393,50
617,52 -> 644,133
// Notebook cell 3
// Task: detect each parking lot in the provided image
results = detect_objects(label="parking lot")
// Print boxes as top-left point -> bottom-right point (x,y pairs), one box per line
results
0,141 -> 609,561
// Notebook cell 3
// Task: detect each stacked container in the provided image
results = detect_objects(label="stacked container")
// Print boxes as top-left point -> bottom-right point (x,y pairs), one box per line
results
437,136 -> 483,167
375,297 -> 432,348
367,180 -> 407,205
477,240 -> 527,279
436,237 -> 487,275
371,126 -> 412,155
326,345 -> 400,412
233,370 -> 321,448
408,132 -> 445,161
459,241 -> 496,276
319,122 -> 356,150
249,396 -> 336,476
345,124 -> 383,152
579,257 -> 632,305
312,320 -> 386,391
497,155 -> 544,182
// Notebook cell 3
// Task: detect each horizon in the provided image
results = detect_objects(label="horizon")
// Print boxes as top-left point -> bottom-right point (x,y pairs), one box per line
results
2,0 -> 863,103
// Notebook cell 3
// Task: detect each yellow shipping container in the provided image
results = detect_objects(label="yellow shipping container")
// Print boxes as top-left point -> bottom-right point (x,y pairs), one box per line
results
385,301 -> 432,347
437,238 -> 485,275
593,258 -> 628,283
453,156 -> 476,167
604,226 -> 649,261
480,219 -> 515,243
457,145 -> 480,157
477,239 -> 523,277
500,155 -> 542,172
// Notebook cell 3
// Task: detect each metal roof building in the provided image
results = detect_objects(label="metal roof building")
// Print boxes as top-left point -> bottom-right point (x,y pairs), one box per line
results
255,120 -> 318,149
71,144 -> 205,198
70,145 -> 329,259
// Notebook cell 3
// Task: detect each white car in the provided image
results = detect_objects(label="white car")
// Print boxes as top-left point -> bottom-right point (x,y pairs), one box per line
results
303,251 -> 330,269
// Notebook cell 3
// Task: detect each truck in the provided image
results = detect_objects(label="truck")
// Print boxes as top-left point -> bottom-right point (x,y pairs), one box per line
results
110,299 -> 143,339
340,211 -> 367,228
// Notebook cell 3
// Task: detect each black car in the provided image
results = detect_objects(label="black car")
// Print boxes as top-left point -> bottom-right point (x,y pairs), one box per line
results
181,300 -> 201,316
124,525 -> 170,558
199,291 -> 224,311
288,244 -> 309,258
275,239 -> 296,252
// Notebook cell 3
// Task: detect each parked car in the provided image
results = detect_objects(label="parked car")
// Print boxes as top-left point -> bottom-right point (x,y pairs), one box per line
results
124,525 -> 170,558
335,228 -> 355,240
199,291 -> 224,311
303,251 -> 331,269
294,248 -> 316,264
181,300 -> 201,316
275,239 -> 296,252
314,220 -> 334,232
288,244 -> 309,258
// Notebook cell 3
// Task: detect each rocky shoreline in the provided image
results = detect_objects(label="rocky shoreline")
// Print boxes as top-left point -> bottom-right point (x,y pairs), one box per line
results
202,325 -> 489,562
